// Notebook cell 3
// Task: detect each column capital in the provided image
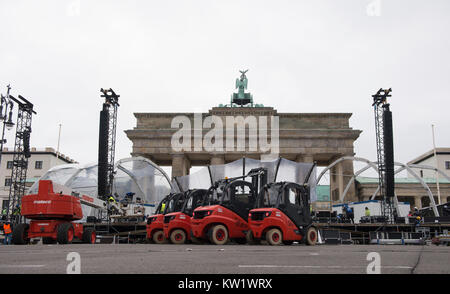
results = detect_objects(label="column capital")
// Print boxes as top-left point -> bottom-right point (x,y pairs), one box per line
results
210,153 -> 225,165
295,154 -> 314,163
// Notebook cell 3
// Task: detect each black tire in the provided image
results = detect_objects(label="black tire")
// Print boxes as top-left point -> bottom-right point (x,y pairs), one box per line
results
190,235 -> 204,244
57,223 -> 74,244
146,230 -> 154,243
266,228 -> 283,246
12,223 -> 30,245
208,224 -> 228,245
305,226 -> 318,246
152,230 -> 167,244
43,237 -> 56,244
246,230 -> 260,245
82,227 -> 96,244
234,238 -> 247,244
170,229 -> 187,244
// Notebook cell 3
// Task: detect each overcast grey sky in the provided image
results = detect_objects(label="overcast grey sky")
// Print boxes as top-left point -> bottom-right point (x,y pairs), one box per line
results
1,0 -> 449,178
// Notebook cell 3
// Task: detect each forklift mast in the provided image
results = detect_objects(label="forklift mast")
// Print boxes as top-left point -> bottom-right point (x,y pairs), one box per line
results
180,189 -> 208,216
210,167 -> 268,203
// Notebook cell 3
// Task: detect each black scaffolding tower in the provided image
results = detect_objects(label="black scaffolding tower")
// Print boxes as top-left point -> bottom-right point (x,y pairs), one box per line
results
372,88 -> 396,223
98,88 -> 119,202
6,95 -> 36,224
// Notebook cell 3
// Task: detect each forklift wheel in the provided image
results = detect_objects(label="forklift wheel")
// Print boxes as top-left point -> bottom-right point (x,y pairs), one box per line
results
305,227 -> 317,246
12,223 -> 30,245
170,229 -> 187,244
234,238 -> 247,244
245,230 -> 260,245
209,225 -> 228,245
43,237 -> 56,244
266,228 -> 283,246
190,236 -> 204,244
152,230 -> 167,244
82,228 -> 96,244
57,223 -> 74,244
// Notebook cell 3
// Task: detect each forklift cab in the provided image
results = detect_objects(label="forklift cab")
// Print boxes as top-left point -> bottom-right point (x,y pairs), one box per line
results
154,194 -> 171,215
165,193 -> 187,215
190,167 -> 268,244
220,180 -> 257,222
147,193 -> 177,224
147,192 -> 186,243
261,182 -> 312,228
201,184 -> 223,207
181,189 -> 208,217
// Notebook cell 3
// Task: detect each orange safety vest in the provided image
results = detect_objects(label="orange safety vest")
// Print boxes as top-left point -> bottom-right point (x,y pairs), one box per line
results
3,224 -> 11,234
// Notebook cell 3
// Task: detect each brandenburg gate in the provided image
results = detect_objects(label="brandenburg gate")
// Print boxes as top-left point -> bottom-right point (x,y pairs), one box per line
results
125,71 -> 362,201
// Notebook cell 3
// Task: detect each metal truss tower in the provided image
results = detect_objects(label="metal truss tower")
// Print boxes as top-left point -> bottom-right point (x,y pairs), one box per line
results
6,95 -> 36,224
372,88 -> 396,223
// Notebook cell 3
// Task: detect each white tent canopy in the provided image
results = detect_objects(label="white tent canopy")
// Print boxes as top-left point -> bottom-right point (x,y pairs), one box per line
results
173,157 -> 317,202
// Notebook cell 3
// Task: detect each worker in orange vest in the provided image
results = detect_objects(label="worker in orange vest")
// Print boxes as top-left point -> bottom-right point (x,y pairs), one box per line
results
3,222 -> 12,245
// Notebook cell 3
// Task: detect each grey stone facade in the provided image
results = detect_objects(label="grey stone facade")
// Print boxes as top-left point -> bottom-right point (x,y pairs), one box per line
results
125,106 -> 361,201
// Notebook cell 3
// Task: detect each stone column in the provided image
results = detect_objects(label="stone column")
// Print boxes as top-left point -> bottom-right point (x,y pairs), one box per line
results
329,156 -> 357,203
341,159 -> 357,202
413,196 -> 422,209
171,154 -> 191,179
210,154 -> 225,181
210,153 -> 225,166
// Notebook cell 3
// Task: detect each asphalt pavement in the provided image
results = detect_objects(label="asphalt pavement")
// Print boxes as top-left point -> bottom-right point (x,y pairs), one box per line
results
1,243 -> 449,274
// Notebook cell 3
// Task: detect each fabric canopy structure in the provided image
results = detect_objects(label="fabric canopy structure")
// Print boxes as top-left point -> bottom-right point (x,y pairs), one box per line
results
27,156 -> 173,219
172,157 -> 317,202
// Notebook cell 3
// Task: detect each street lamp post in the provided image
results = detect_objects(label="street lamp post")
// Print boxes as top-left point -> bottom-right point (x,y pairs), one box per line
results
0,85 -> 16,166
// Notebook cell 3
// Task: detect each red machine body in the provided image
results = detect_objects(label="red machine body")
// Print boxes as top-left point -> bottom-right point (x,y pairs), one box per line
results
146,192 -> 189,244
21,180 -> 83,220
163,212 -> 192,241
191,205 -> 250,241
247,180 -> 318,246
27,220 -> 84,241
12,180 -> 96,245
248,208 -> 303,242
146,214 -> 165,243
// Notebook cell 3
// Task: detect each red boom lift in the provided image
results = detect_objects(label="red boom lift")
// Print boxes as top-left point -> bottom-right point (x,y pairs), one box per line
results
163,189 -> 208,244
191,168 -> 266,245
12,180 -> 96,245
248,163 -> 317,245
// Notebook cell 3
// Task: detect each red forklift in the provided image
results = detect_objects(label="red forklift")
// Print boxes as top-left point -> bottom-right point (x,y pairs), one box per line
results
146,192 -> 186,244
191,168 -> 267,245
248,163 -> 318,246
12,180 -> 96,245
163,189 -> 208,244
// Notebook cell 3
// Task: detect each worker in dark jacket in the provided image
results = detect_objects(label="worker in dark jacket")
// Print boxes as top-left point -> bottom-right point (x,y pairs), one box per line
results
413,207 -> 421,226
343,204 -> 354,224
347,206 -> 354,224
